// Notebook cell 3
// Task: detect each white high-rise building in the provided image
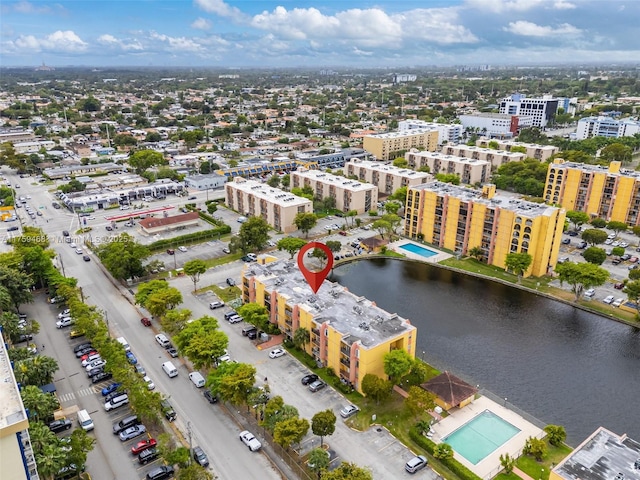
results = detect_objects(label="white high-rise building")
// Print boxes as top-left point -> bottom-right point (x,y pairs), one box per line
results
499,94 -> 559,128
575,116 -> 640,140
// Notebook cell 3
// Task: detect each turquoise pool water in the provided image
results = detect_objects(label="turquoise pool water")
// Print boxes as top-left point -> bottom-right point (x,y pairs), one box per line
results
398,243 -> 438,258
442,410 -> 520,465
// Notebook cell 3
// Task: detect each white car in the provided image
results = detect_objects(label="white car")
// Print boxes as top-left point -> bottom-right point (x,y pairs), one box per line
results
58,309 -> 71,318
70,243 -> 77,249
269,348 -> 286,359
85,359 -> 106,371
178,246 -> 187,252
340,404 -> 360,418
56,317 -> 73,328
612,298 -> 625,307
620,242 -> 629,248
267,240 -> 276,247
584,288 -> 596,297
144,376 -> 155,390
75,248 -> 83,254
239,430 -> 262,451
603,295 -> 615,304
120,205 -> 130,210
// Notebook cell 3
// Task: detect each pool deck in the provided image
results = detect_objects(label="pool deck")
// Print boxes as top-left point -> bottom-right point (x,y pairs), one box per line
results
389,240 -> 453,263
429,396 -> 544,479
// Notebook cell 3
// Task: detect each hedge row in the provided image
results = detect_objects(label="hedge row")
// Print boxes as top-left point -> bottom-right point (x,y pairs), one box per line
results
148,225 -> 231,251
408,426 -> 482,480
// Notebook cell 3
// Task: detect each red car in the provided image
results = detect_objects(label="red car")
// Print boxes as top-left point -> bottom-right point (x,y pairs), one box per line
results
338,231 -> 348,236
79,351 -> 97,362
131,438 -> 157,455
614,283 -> 624,290
140,317 -> 152,327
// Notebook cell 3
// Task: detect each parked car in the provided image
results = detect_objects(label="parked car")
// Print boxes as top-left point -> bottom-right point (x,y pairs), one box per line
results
131,438 -> 157,455
340,404 -> 360,418
584,288 -> 596,297
308,380 -> 327,392
193,446 -> 209,467
113,415 -> 140,435
56,317 -> 74,328
301,374 -> 319,385
161,399 -> 177,422
167,346 -> 179,358
209,301 -> 225,309
126,352 -> 138,364
178,246 -> 187,252
222,247 -> 231,254
203,389 -> 218,404
614,282 -> 625,289
101,383 -> 122,396
269,348 -> 286,359
603,295 -> 615,304
91,371 -> 112,383
166,249 -> 175,255
239,430 -> 262,451
138,447 -> 159,465
405,455 -> 428,473
612,298 -> 625,307
58,309 -> 71,318
82,255 -> 91,262
561,238 -> 570,244
73,342 -> 92,354
144,376 -> 155,390
145,465 -> 174,480
141,317 -> 152,327
119,424 -> 147,441
48,418 -> 72,433
226,278 -> 236,286
135,364 -> 146,376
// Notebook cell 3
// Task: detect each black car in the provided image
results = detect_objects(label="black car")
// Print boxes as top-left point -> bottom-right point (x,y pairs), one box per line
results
226,278 -> 236,286
87,366 -> 104,378
161,399 -> 177,422
193,446 -> 209,467
561,238 -> 571,244
75,346 -> 95,358
73,342 -> 92,354
167,346 -> 178,358
301,374 -> 319,385
203,389 -> 218,404
247,330 -> 258,340
48,418 -> 72,433
91,371 -> 113,383
146,465 -> 174,480
138,447 -> 159,465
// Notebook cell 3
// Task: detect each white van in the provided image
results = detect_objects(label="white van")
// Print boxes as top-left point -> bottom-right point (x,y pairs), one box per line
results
116,336 -> 130,352
77,409 -> 94,431
162,361 -> 178,378
188,371 -> 205,388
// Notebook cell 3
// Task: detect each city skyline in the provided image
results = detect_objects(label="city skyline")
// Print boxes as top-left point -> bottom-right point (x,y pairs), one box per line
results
0,0 -> 639,68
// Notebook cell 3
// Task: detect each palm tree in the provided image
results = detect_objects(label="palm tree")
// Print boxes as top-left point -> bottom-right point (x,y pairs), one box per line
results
21,386 -> 58,422
28,421 -> 58,455
36,442 -> 67,480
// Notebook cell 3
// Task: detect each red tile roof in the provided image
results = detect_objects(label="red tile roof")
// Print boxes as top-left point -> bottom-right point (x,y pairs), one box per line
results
139,211 -> 199,229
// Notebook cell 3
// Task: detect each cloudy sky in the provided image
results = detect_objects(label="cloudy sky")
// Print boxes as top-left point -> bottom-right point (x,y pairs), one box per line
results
1,0 -> 638,68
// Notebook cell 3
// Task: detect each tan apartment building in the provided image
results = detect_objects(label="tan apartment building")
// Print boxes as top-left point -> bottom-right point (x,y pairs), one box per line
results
290,167 -> 378,214
406,150 -> 490,185
242,259 -> 417,394
363,129 -> 438,160
544,160 -> 640,225
405,182 -> 565,277
225,177 -> 312,233
440,145 -> 526,169
475,139 -> 559,161
345,159 -> 433,196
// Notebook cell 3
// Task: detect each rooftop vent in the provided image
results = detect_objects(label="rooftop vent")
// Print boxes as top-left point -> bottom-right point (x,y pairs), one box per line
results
352,305 -> 363,315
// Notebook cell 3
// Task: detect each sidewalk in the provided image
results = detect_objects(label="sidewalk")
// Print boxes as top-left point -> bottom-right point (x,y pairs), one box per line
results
514,466 -> 537,480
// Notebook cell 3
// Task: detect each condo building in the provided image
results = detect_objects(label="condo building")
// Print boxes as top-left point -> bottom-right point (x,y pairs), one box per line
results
440,145 -> 526,169
499,94 -> 559,128
398,120 -> 463,145
475,140 -> 559,161
575,116 -> 640,140
225,177 -> 312,233
544,160 -> 640,225
406,151 -> 490,185
290,168 -> 378,214
345,159 -> 433,195
241,259 -> 417,394
363,129 -> 438,160
458,113 -> 533,138
405,183 -> 565,277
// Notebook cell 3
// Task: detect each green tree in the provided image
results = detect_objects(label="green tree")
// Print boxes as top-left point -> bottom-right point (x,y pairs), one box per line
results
294,212 -> 318,238
565,211 -> 590,232
77,96 -> 101,112
388,186 -> 408,204
372,218 -> 391,240
0,265 -> 33,311
321,462 -> 373,480
581,228 -> 608,246
66,428 -> 95,474
434,173 -> 460,185
606,221 -> 628,237
623,280 -> 640,315
308,447 -> 331,478
311,409 -> 336,447
543,425 -> 567,446
277,237 -> 307,259
184,259 -> 207,292
281,174 -> 291,189
35,441 -> 68,480
97,233 -> 150,281
611,246 -> 625,257
468,246 -> 484,261
384,201 -> 401,216
20,386 -> 59,422
273,417 -> 309,450
135,279 -> 171,306
236,303 -> 270,332
174,315 -> 228,369
262,396 -> 299,432
590,217 -> 607,228
555,261 -> 609,301
404,385 -> 436,417
29,421 -> 57,456
383,349 -> 414,384
14,355 -> 59,387
600,143 -> 632,164
161,308 -> 192,336
523,436 -> 547,461
207,362 -> 256,406
325,240 -> 342,255
127,149 -> 166,174
145,286 -> 183,319
267,175 -> 281,188
292,327 -> 310,350
392,157 -> 408,168
176,464 -> 214,480
361,373 -> 392,404
434,443 -> 454,460
504,252 -> 533,282
238,216 -> 271,252
582,247 -> 607,265
499,453 -> 516,474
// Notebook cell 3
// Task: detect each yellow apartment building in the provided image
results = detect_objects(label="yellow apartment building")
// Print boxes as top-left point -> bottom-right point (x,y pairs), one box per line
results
363,129 -> 438,160
241,259 -> 417,394
290,167 -> 378,214
405,182 -> 565,277
545,159 -> 640,225
550,427 -> 639,480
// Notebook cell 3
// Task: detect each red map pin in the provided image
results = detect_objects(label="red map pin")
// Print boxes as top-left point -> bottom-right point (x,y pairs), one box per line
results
297,242 -> 334,294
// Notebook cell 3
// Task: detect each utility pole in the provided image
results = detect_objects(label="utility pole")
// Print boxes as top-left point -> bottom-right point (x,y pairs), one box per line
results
187,422 -> 193,466
59,254 -> 66,277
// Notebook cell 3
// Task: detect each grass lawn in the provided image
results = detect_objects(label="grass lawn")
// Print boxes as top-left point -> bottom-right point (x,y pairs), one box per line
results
495,473 -> 521,480
196,283 -> 242,302
516,443 -> 572,480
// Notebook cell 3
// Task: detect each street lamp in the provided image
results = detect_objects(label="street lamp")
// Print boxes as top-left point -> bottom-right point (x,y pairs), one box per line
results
504,397 -> 508,407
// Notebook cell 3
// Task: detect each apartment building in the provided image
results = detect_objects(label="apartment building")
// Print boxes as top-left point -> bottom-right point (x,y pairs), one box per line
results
475,139 -> 559,161
405,182 -> 565,277
363,129 -> 438,160
290,168 -> 377,214
458,113 -> 533,138
499,94 -> 559,127
345,159 -> 433,195
440,145 -> 526,169
0,127 -> 35,144
241,259 -> 417,394
0,334 -> 40,480
296,148 -> 371,170
225,177 -> 312,233
398,120 -> 462,145
406,151 -> 490,185
13,140 -> 55,154
551,427 -> 640,480
575,116 -> 640,140
544,160 -> 640,225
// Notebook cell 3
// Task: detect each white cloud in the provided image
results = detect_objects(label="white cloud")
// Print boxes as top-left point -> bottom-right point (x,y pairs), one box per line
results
194,0 -> 244,20
504,21 -> 582,36
97,34 -> 143,51
465,0 -> 546,13
553,1 -> 576,9
399,8 -> 478,45
191,17 -> 211,30
10,30 -> 87,53
149,32 -> 203,52
2,0 -> 64,15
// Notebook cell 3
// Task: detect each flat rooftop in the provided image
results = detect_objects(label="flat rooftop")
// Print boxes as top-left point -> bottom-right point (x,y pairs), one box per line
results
550,161 -> 640,181
365,129 -> 436,139
0,333 -> 28,431
553,427 -> 640,480
445,145 -> 526,158
227,178 -> 312,208
408,151 -> 491,166
244,259 -> 416,349
347,160 -> 432,179
292,169 -> 377,192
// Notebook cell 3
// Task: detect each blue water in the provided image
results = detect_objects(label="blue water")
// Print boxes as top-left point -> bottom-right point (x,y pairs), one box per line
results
398,243 -> 437,258
443,410 -> 521,464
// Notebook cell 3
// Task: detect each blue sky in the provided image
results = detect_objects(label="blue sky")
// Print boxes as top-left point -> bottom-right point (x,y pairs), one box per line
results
1,0 -> 638,67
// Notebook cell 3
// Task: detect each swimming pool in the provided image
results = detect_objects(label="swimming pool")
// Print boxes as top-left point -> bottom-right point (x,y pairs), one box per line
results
398,243 -> 438,258
442,410 -> 520,465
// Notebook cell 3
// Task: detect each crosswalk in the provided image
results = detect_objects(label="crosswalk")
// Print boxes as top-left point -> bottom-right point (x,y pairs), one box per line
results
58,387 -> 98,403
